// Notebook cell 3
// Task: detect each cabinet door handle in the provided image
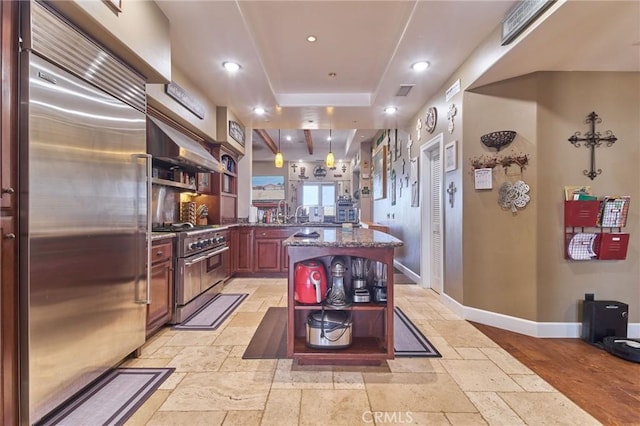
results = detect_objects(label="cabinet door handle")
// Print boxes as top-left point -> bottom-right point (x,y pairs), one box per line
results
2,187 -> 15,194
4,233 -> 16,240
155,250 -> 164,256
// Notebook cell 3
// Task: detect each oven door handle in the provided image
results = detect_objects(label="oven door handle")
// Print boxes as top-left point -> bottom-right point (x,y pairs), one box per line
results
204,246 -> 229,258
184,255 -> 207,266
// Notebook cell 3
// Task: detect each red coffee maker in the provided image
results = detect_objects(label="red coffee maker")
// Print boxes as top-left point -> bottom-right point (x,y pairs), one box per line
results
294,260 -> 327,304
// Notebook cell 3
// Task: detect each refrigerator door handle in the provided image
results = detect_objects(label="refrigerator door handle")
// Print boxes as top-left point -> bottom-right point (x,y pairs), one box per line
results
133,153 -> 152,304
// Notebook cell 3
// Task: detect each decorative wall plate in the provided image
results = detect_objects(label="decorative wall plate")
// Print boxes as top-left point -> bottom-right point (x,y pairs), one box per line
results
425,107 -> 437,133
498,180 -> 530,213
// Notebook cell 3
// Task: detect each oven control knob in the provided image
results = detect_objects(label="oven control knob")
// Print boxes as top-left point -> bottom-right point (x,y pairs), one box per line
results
189,242 -> 197,250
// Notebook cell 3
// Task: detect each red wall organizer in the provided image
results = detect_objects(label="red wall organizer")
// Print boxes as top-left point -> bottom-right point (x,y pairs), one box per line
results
564,199 -> 630,261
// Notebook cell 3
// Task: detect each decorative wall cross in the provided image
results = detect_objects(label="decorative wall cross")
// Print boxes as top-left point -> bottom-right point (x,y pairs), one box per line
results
446,181 -> 457,207
568,111 -> 617,180
447,103 -> 457,134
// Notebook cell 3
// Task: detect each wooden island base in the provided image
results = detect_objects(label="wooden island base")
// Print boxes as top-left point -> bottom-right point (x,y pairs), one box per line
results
283,228 -> 403,365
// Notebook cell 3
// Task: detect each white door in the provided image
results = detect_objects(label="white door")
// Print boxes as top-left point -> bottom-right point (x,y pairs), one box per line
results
420,134 -> 444,294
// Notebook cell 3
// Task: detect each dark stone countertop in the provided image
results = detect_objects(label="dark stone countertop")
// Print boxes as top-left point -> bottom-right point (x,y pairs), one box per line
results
283,228 -> 403,248
235,222 -> 359,228
151,232 -> 176,241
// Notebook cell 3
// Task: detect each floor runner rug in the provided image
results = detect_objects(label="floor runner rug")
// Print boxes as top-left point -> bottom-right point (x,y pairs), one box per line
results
38,367 -> 173,426
242,306 -> 441,358
173,293 -> 248,330
242,306 -> 288,359
393,307 -> 441,357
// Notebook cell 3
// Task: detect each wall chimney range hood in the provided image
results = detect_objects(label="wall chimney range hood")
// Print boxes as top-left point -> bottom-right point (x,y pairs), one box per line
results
147,116 -> 221,173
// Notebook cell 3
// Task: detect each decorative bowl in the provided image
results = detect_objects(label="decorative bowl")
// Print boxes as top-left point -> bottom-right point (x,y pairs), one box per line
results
481,130 -> 516,151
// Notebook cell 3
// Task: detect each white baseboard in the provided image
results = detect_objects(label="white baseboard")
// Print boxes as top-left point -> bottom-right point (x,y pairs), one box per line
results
393,261 -> 420,284
440,292 -> 640,338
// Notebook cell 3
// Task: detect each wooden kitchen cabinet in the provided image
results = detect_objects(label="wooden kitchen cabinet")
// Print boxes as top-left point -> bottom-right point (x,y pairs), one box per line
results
253,227 -> 297,274
228,228 -> 239,275
1,1 -> 19,422
254,238 -> 280,272
236,228 -> 253,273
195,145 -> 238,225
211,146 -> 238,224
146,239 -> 174,337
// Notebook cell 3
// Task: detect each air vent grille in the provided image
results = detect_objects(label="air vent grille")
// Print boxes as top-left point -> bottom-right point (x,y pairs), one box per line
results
396,84 -> 415,97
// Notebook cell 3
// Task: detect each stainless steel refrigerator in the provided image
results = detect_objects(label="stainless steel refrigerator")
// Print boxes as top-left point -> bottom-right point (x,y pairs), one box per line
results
19,2 -> 150,423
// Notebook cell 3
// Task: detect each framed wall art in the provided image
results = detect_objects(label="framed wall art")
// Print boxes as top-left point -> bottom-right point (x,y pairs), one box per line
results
444,140 -> 458,172
372,144 -> 387,200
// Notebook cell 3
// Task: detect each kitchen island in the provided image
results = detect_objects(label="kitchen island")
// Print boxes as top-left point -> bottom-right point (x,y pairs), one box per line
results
283,228 -> 403,365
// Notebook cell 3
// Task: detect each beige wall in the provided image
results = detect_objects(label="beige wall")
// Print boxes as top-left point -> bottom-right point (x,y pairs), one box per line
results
536,72 -> 639,323
147,66 -> 219,143
50,0 -> 170,82
464,74 -> 539,321
464,71 -> 639,323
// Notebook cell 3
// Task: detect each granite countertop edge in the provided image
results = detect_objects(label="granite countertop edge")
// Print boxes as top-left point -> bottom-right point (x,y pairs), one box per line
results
283,240 -> 403,248
283,228 -> 403,248
151,232 -> 177,241
235,222 -> 359,228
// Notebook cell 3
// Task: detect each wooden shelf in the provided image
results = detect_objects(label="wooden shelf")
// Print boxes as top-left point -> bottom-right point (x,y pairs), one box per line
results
151,177 -> 196,191
293,336 -> 388,364
294,303 -> 386,311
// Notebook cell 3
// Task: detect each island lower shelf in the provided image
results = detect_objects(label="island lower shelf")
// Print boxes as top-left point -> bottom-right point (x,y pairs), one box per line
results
292,337 -> 389,364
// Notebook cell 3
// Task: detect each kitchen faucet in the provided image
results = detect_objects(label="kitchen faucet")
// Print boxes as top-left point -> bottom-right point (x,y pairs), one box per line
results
294,205 -> 306,224
277,199 -> 286,224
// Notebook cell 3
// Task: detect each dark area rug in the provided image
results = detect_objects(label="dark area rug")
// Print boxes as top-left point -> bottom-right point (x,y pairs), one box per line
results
37,367 -> 174,426
242,306 -> 440,359
173,293 -> 248,330
242,306 -> 288,359
393,307 -> 441,357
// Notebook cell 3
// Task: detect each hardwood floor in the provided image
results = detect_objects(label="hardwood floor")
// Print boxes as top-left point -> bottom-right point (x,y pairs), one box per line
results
472,322 -> 640,426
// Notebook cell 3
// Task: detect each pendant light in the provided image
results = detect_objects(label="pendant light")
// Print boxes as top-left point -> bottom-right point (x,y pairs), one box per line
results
274,129 -> 284,168
325,127 -> 335,168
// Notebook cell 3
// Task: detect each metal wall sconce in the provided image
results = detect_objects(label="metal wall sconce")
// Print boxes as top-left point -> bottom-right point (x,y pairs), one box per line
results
480,130 -> 516,152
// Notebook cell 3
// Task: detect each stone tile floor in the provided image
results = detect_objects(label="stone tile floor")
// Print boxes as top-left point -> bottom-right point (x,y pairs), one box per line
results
123,278 -> 600,425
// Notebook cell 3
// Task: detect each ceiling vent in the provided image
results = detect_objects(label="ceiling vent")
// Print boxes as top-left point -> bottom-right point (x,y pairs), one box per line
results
395,84 -> 415,97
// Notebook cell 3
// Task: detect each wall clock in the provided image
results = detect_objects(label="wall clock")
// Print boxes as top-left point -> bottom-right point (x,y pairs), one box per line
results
425,107 -> 437,134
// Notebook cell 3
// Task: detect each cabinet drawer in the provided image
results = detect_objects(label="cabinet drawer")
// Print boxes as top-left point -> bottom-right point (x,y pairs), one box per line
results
254,227 -> 296,239
151,240 -> 173,264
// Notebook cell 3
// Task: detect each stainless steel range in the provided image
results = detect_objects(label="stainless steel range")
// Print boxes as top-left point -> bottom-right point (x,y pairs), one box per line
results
155,224 -> 229,323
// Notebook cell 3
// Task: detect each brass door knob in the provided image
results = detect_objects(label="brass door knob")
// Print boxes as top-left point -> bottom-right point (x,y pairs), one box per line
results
2,187 -> 15,194
4,233 -> 16,240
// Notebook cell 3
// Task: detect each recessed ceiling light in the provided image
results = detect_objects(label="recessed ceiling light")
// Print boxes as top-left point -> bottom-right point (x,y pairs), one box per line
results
253,107 -> 265,115
328,72 -> 337,78
384,106 -> 398,114
286,135 -> 292,141
307,35 -> 317,42
222,61 -> 241,72
411,61 -> 430,72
